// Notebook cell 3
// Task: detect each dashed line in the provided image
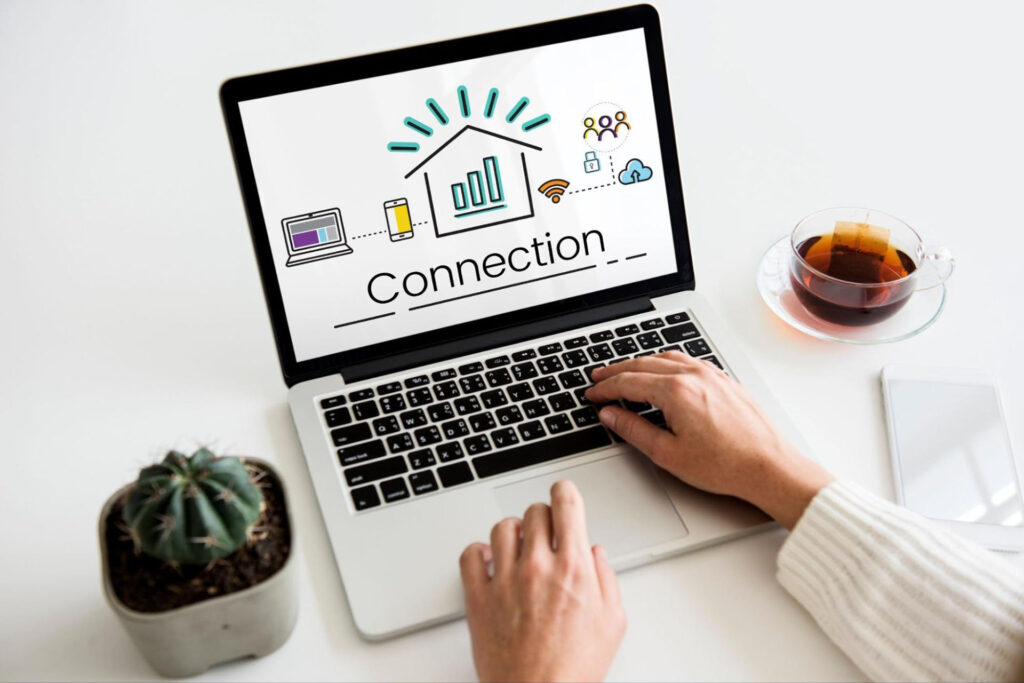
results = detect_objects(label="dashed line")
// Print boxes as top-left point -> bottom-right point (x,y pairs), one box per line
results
412,220 -> 429,227
350,230 -> 387,240
567,182 -> 615,195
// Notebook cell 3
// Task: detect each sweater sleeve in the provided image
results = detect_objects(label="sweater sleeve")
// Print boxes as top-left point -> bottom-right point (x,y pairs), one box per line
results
776,480 -> 1024,682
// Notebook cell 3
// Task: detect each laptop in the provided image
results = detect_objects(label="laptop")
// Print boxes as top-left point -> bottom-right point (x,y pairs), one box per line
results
221,4 -> 813,639
281,207 -> 353,267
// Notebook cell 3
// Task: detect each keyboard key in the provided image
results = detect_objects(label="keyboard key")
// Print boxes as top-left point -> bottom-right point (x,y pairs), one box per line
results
641,318 -> 666,330
380,394 -> 406,413
408,448 -> 436,469
558,369 -> 588,389
539,342 -> 563,355
464,434 -> 492,455
345,455 -> 408,486
407,387 -> 433,406
386,433 -> 415,453
321,395 -> 346,409
350,485 -> 380,511
612,338 -> 638,356
431,368 -> 457,381
338,439 -> 386,467
662,323 -> 700,343
615,324 -> 640,337
507,382 -> 535,402
495,405 -> 524,425
366,419 -> 397,445
583,364 -> 605,381
589,330 -> 614,342
409,470 -> 439,495
414,425 -> 442,447
324,406 -> 352,427
380,477 -> 410,503
437,442 -> 465,462
377,381 -> 402,395
441,418 -> 469,439
511,349 -> 537,361
564,336 -> 589,348
404,375 -> 429,388
537,356 -> 564,374
428,401 -> 455,422
571,406 -> 600,427
624,400 -> 652,413
645,410 -> 667,427
433,380 -> 460,400
587,344 -> 614,362
549,392 -> 576,412
637,331 -> 663,349
349,388 -> 374,402
666,312 -> 690,325
685,339 -> 711,357
352,401 -> 380,421
562,350 -> 589,368
454,395 -> 482,415
532,377 -> 560,395
485,368 -> 513,387
332,422 -> 372,447
511,362 -> 539,381
544,414 -> 573,434
658,345 -> 682,353
469,412 -> 496,432
481,389 -> 508,409
485,355 -> 510,368
472,427 -> 612,478
399,409 -> 427,429
459,361 -> 484,375
704,355 -> 723,370
522,398 -> 551,419
459,374 -> 487,394
438,461 -> 474,487
490,427 -> 520,448
517,420 -> 546,441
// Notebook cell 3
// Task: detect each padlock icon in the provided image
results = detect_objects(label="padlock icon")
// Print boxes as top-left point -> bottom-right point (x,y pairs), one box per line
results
583,151 -> 601,173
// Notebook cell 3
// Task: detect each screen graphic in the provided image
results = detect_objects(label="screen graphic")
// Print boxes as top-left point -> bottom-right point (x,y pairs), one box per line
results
240,29 -> 679,362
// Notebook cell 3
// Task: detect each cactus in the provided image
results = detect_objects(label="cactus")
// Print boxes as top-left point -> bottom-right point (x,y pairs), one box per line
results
122,448 -> 264,565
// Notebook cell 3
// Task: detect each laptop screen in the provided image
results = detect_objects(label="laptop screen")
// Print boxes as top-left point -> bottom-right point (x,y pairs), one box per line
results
236,24 -> 683,365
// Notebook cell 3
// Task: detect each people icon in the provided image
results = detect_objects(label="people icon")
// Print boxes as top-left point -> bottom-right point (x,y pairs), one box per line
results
582,103 -> 631,152
583,117 -> 599,139
613,110 -> 631,134
584,111 -> 632,140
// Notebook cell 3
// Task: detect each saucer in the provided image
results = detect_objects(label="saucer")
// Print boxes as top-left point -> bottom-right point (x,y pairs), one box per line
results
756,235 -> 946,344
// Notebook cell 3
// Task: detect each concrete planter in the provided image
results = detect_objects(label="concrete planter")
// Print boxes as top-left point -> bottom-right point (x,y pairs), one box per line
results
99,458 -> 298,678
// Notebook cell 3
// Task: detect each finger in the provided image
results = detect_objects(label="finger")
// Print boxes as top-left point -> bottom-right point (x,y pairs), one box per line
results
585,371 -> 668,404
592,544 -> 622,605
521,502 -> 553,556
459,542 -> 491,608
550,480 -> 590,554
598,405 -> 673,457
591,356 -> 691,382
489,517 -> 521,579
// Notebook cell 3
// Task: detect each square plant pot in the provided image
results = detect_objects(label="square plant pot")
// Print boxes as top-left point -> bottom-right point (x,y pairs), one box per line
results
99,458 -> 299,678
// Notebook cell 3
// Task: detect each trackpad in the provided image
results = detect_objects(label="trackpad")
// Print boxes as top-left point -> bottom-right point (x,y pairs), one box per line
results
493,453 -> 688,559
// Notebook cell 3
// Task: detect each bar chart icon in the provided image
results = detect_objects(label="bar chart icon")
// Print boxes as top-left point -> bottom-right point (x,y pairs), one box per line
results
451,156 -> 506,219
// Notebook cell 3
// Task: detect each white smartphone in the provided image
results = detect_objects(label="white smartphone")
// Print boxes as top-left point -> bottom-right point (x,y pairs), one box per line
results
881,364 -> 1024,551
384,198 -> 413,242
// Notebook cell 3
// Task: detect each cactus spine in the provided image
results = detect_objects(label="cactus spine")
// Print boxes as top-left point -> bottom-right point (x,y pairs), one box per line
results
123,448 -> 264,565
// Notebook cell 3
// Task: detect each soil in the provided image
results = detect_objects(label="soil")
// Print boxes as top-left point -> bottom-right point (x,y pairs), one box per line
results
104,461 -> 291,613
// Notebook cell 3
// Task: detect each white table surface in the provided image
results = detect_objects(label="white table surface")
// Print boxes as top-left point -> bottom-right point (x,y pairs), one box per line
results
3,1 -> 1023,680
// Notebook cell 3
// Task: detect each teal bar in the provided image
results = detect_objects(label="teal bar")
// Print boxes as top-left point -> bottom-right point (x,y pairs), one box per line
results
521,114 -> 551,132
425,98 -> 449,125
387,141 -> 420,152
403,116 -> 433,137
506,97 -> 529,123
457,85 -> 471,118
484,88 -> 499,118
468,171 -> 484,205
483,156 -> 502,202
451,183 -> 467,210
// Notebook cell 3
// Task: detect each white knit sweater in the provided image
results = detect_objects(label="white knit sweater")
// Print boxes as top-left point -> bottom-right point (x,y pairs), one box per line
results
777,481 -> 1024,682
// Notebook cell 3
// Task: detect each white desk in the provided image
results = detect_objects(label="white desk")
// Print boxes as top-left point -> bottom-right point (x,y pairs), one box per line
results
2,1 -> 1023,680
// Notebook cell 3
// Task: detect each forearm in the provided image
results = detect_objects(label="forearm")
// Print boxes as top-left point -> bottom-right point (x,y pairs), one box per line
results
777,481 -> 1024,682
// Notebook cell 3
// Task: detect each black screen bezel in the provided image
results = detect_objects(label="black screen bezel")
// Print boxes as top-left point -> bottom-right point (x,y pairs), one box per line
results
220,4 -> 694,386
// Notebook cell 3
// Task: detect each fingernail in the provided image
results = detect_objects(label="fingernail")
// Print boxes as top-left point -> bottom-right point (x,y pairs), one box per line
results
591,366 -> 605,379
599,407 -> 616,429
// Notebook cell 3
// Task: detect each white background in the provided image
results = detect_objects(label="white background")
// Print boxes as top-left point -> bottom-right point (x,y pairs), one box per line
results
240,28 -> 675,361
2,1 -> 1023,681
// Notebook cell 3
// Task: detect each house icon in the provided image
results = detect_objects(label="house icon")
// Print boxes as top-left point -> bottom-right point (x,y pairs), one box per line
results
404,125 -> 542,238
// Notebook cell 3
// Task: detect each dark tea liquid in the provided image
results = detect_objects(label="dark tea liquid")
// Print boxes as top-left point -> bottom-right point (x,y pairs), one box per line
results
791,235 -> 918,326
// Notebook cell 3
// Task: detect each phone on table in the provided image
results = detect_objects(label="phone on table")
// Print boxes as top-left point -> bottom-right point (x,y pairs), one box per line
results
384,198 -> 413,242
882,364 -> 1024,551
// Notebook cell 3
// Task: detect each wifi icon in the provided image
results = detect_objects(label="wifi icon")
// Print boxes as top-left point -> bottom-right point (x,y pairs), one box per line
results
537,178 -> 570,204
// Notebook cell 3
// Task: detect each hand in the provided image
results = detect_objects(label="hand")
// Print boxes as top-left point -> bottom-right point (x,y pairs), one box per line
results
585,352 -> 833,529
459,481 -> 626,683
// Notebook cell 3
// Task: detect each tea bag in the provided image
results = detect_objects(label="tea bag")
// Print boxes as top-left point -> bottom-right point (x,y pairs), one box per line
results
803,220 -> 892,276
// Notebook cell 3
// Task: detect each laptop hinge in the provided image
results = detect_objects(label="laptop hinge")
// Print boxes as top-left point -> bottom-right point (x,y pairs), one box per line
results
340,297 -> 654,384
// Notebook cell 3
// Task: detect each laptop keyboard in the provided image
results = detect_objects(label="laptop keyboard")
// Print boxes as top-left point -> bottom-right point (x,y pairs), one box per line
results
318,310 -> 727,511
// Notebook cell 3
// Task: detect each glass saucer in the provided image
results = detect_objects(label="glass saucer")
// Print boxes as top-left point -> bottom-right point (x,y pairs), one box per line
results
756,235 -> 947,344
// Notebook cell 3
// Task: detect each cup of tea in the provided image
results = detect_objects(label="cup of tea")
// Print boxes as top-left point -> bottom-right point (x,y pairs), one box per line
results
789,208 -> 954,326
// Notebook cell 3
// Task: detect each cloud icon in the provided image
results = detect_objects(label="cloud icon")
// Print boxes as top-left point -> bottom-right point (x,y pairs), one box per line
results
618,158 -> 653,185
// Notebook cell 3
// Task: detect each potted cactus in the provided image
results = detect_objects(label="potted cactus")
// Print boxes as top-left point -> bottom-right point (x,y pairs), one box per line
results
99,448 -> 298,678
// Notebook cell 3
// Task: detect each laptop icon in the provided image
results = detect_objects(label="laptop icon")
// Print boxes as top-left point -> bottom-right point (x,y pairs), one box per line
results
281,208 -> 353,267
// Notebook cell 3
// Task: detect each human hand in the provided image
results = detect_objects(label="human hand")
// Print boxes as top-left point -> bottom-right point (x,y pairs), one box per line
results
585,352 -> 833,529
459,480 -> 626,683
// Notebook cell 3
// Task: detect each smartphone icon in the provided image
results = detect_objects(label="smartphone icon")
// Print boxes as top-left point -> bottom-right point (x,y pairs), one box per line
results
384,198 -> 413,242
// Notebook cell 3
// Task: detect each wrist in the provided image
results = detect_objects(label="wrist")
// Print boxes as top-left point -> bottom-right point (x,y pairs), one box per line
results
746,449 -> 834,530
